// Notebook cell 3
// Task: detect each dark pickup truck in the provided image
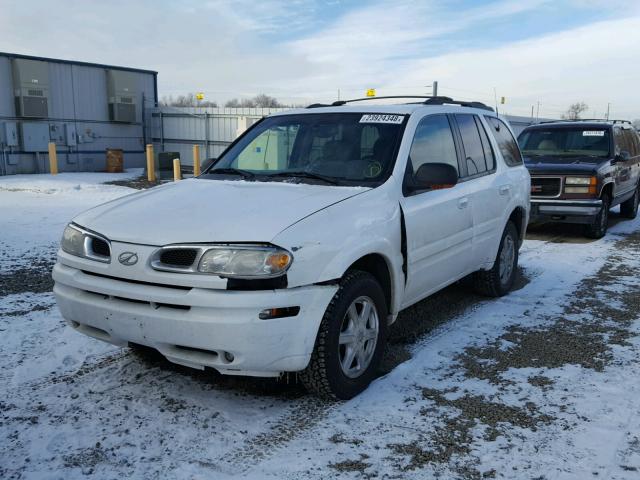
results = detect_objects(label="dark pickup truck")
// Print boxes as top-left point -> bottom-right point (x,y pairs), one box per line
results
518,120 -> 640,238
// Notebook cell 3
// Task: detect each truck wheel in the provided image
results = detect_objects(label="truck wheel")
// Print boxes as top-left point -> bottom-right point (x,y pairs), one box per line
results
620,185 -> 639,219
585,194 -> 610,239
300,270 -> 387,400
473,221 -> 519,297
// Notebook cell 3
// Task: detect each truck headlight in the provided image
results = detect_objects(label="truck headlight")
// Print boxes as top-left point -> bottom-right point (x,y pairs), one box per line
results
60,224 -> 111,263
565,177 -> 593,185
565,176 -> 597,195
198,245 -> 292,278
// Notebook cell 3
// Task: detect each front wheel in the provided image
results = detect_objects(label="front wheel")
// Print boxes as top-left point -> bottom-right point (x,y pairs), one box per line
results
585,194 -> 610,239
473,221 -> 519,297
300,270 -> 387,400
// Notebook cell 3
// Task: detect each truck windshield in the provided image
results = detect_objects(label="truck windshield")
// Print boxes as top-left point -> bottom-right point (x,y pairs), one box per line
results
204,113 -> 406,186
519,127 -> 610,159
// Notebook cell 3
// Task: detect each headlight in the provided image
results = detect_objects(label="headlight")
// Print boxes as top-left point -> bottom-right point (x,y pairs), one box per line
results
60,224 -> 111,263
198,245 -> 292,278
564,176 -> 597,195
61,224 -> 86,257
565,176 -> 593,185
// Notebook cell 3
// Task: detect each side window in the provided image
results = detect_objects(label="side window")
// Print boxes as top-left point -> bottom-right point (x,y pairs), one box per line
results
408,114 -> 459,177
485,116 -> 523,167
455,114 -> 490,177
475,117 -> 496,171
622,129 -> 639,157
614,127 -> 628,155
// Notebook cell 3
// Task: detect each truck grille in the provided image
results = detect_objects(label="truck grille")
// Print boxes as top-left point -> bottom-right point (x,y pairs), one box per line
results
531,177 -> 562,198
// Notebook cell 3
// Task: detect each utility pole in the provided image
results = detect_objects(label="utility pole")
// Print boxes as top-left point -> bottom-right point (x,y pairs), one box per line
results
432,81 -> 438,97
337,89 -> 341,101
531,105 -> 534,121
536,101 -> 541,122
606,103 -> 611,120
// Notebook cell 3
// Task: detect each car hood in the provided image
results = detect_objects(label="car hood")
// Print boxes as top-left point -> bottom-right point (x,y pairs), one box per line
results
524,155 -> 605,175
73,178 -> 369,245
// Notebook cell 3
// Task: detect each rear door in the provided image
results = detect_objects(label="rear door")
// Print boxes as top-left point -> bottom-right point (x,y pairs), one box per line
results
399,114 -> 474,307
452,114 -> 506,268
623,128 -> 640,193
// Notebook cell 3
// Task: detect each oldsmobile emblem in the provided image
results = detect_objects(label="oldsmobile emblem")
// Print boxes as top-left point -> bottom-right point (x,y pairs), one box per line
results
118,251 -> 139,266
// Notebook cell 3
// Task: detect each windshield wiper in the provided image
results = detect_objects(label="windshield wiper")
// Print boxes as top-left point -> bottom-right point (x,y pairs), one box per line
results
265,171 -> 340,185
208,168 -> 255,179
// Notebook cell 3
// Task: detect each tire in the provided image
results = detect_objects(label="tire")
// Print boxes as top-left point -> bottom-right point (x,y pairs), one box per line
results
585,193 -> 610,239
620,184 -> 639,219
300,270 -> 388,400
473,221 -> 519,297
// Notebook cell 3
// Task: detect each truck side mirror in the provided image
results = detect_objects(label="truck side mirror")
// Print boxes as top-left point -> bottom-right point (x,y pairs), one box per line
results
614,150 -> 630,163
412,163 -> 459,190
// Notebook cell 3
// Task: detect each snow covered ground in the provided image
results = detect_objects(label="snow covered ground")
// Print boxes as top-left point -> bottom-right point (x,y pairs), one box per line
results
1,172 -> 640,479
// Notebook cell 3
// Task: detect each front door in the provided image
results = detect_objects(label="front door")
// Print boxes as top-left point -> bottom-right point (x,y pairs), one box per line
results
400,114 -> 474,308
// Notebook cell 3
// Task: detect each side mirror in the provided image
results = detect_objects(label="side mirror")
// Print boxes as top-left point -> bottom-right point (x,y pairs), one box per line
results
412,163 -> 458,191
614,151 -> 630,163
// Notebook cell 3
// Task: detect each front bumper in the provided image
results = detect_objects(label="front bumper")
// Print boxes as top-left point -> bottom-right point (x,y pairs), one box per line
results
53,263 -> 337,377
530,198 -> 602,224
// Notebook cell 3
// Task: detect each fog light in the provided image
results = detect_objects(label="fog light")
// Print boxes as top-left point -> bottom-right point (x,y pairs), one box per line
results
258,306 -> 300,320
224,351 -> 235,363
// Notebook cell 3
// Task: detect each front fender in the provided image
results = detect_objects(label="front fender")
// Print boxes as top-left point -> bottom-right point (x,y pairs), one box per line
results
272,187 -> 405,314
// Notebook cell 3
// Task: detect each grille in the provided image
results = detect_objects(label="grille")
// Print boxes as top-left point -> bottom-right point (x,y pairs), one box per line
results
90,237 -> 110,257
531,177 -> 561,197
159,249 -> 198,267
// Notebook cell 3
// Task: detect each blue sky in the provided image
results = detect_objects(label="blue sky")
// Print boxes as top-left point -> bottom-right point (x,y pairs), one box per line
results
2,0 -> 640,118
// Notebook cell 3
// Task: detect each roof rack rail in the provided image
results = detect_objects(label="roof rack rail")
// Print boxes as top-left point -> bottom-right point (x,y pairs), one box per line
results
306,95 -> 494,111
536,118 -> 632,125
422,96 -> 494,111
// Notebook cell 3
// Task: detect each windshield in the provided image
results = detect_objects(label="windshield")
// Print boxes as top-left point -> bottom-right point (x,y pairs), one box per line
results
204,113 -> 406,186
518,127 -> 611,159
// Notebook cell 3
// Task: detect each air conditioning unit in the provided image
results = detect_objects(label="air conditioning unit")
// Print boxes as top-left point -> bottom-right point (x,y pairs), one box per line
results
107,70 -> 137,123
12,59 -> 49,118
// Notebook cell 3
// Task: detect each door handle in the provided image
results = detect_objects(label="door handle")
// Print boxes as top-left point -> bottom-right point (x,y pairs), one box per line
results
499,185 -> 511,196
458,197 -> 469,209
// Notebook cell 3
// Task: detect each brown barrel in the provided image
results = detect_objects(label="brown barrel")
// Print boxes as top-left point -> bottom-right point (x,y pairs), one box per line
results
106,148 -> 124,173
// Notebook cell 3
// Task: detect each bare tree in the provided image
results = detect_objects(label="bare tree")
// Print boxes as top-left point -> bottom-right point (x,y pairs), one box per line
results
633,119 -> 640,130
159,93 -> 217,107
224,94 -> 283,108
561,102 -> 589,120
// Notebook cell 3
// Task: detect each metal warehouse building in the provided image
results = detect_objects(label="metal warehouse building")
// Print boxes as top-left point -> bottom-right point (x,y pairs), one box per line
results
0,52 -> 157,175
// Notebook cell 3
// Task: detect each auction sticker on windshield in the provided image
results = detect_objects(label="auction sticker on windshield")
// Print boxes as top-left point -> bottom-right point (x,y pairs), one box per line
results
583,130 -> 605,136
360,114 -> 405,124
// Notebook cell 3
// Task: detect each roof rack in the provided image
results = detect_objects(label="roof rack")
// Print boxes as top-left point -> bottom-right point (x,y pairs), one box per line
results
306,95 -> 494,111
536,118 -> 632,125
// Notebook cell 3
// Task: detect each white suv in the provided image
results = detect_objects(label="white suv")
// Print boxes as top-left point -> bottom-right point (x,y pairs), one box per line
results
53,96 -> 530,399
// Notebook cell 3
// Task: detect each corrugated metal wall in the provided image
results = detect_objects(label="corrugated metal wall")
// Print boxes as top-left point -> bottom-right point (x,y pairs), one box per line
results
0,54 -> 156,175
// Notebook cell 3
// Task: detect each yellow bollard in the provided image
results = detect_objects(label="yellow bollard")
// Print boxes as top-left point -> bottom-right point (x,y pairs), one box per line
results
173,158 -> 181,181
193,144 -> 201,177
146,144 -> 155,182
48,142 -> 58,175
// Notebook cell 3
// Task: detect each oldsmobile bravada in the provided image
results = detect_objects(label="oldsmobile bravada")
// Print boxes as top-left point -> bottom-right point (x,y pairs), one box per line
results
53,96 -> 530,399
